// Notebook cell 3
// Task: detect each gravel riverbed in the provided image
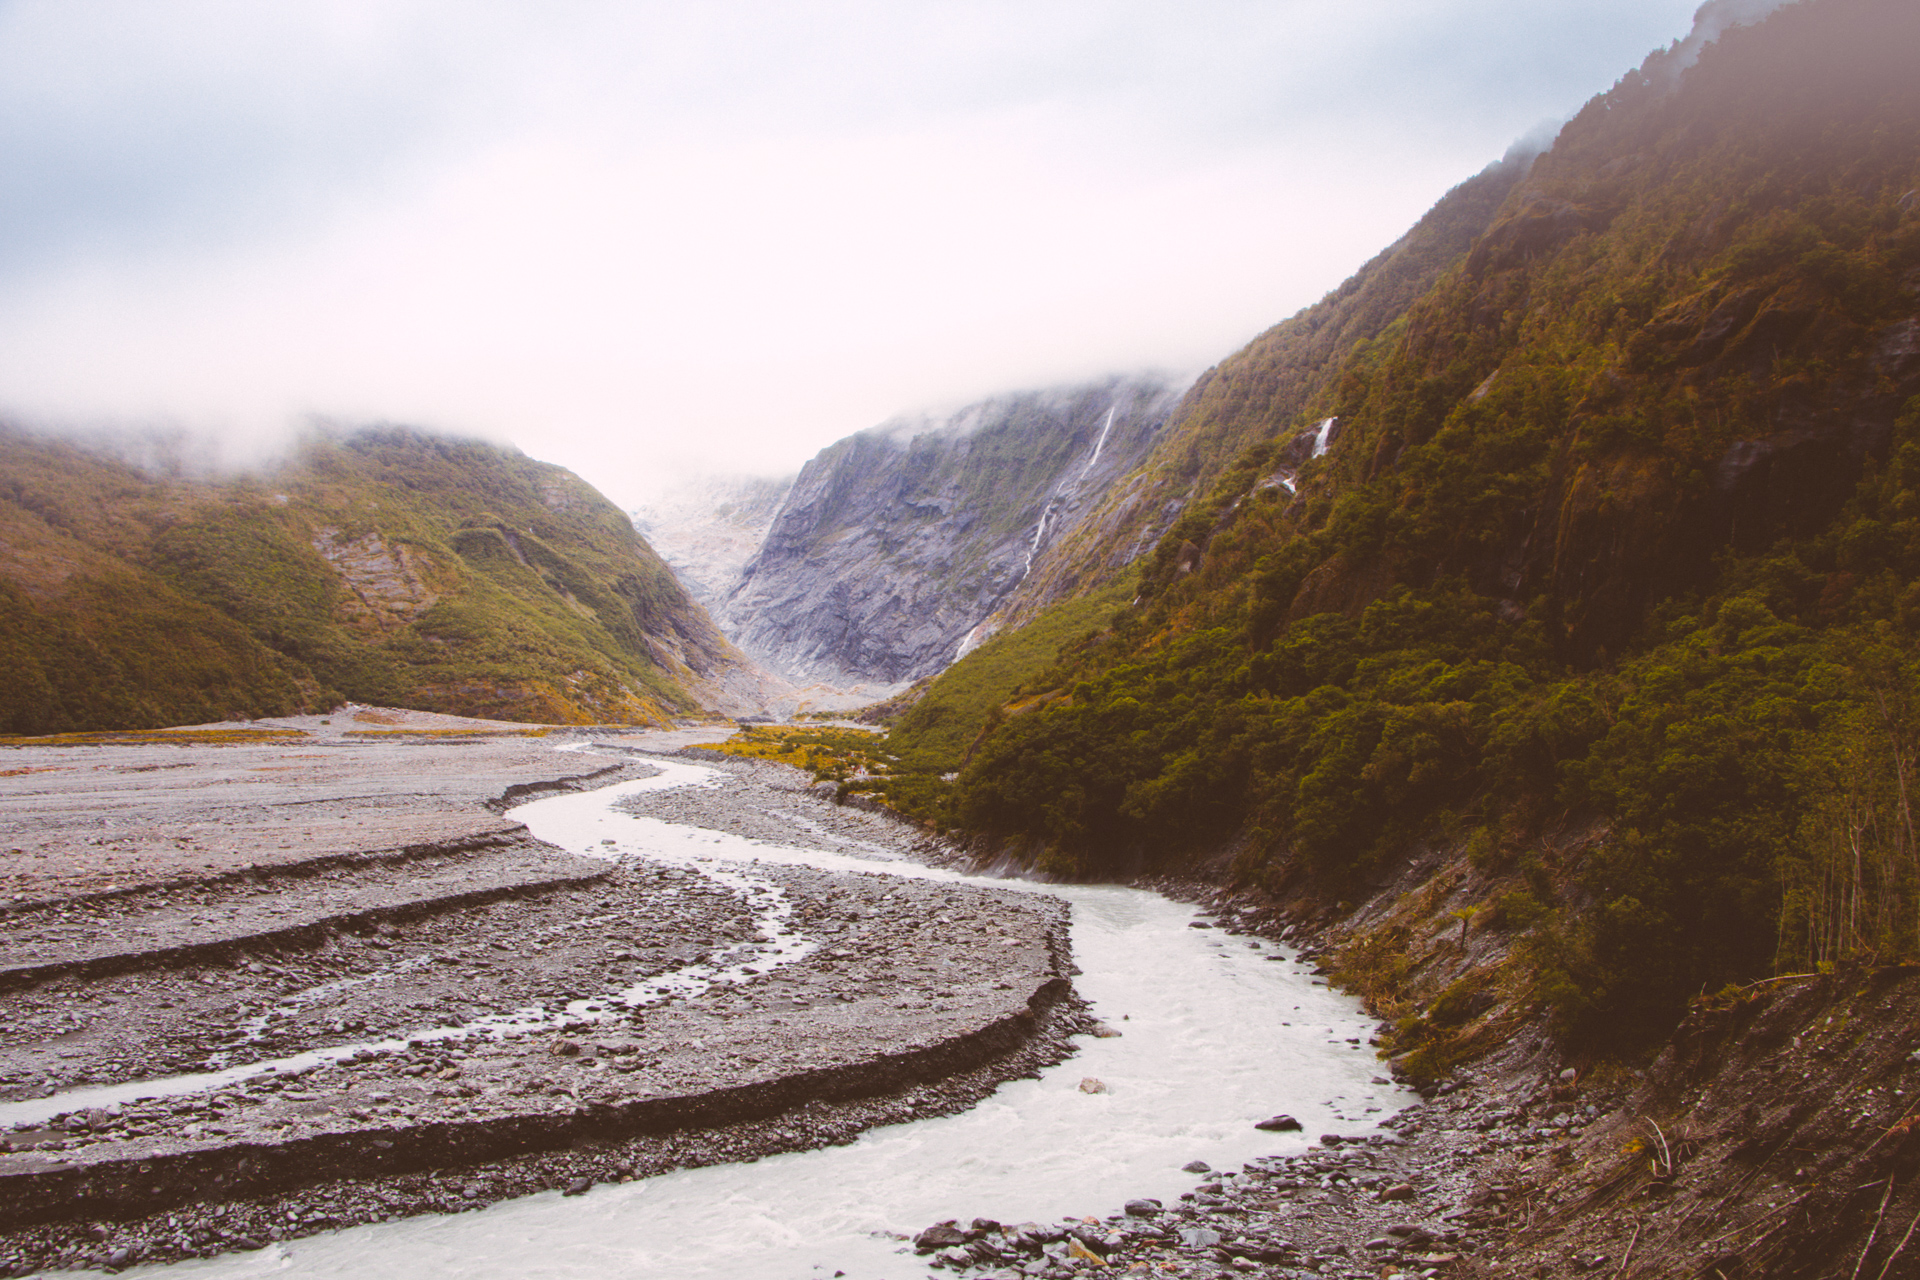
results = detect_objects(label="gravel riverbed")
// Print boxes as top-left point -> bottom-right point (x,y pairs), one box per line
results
0,725 -> 1085,1276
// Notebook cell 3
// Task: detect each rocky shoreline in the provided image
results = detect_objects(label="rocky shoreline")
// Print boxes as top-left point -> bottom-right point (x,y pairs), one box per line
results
903,881 -> 1920,1280
899,887 -> 1544,1280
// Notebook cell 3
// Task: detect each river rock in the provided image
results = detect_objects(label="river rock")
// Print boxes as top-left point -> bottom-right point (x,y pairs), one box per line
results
1254,1114 -> 1303,1132
1124,1198 -> 1162,1216
1183,1160 -> 1212,1173
1179,1226 -> 1222,1249
1079,1077 -> 1108,1094
914,1222 -> 968,1252
1066,1238 -> 1105,1263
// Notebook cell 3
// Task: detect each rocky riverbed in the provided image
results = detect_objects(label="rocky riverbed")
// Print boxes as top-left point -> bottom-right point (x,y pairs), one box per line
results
906,884 -> 1920,1280
0,718 -> 1086,1276
902,1040 -> 1607,1280
900,889 -> 1632,1280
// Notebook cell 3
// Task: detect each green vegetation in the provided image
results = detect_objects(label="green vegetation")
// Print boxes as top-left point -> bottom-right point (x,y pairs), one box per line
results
0,728 -> 308,748
888,573 -> 1139,772
712,725 -> 892,784
878,0 -> 1920,1051
0,424 -> 738,732
825,574 -> 1139,818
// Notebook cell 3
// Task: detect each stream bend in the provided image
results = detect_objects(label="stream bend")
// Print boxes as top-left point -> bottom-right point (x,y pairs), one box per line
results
121,749 -> 1409,1279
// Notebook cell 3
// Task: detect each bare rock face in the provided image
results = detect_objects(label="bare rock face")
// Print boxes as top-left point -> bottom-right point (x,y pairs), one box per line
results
311,528 -> 446,632
717,374 -> 1186,685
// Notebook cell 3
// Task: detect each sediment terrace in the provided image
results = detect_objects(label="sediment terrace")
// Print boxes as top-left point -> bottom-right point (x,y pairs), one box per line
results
0,716 -> 1080,1275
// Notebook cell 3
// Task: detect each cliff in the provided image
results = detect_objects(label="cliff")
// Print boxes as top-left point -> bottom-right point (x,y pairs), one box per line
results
718,374 -> 1186,685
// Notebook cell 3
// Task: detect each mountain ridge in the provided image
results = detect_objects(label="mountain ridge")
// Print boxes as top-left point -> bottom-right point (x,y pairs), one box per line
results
854,0 -> 1920,1043
0,423 -> 759,732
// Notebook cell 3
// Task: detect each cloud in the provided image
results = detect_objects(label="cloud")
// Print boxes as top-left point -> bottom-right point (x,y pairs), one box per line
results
0,0 -> 1707,504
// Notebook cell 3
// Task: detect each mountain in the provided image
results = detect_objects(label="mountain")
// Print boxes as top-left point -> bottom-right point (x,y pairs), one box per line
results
629,473 -> 793,607
0,424 -> 758,732
858,0 -> 1920,1045
717,373 -> 1187,686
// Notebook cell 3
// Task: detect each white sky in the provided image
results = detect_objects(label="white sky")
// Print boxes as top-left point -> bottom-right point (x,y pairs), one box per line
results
0,0 -> 1711,505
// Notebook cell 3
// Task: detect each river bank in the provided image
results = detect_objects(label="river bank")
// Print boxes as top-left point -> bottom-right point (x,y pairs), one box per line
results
913,880 -> 1920,1280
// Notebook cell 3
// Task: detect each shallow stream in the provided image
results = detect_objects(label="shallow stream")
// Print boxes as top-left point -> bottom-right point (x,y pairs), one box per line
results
107,752 -> 1409,1278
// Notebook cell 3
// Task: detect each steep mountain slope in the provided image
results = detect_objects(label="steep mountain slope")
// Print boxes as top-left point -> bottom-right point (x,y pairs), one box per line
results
719,373 -> 1185,685
0,425 -> 753,732
1006,149 -> 1537,624
814,6 -> 1920,1267
862,0 -> 1920,1036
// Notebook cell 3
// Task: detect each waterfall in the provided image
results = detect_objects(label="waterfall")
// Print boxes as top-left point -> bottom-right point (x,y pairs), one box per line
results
1080,406 -> 1117,477
1011,401 -> 1119,588
1018,509 -> 1051,580
1310,416 -> 1337,458
954,618 -> 1002,661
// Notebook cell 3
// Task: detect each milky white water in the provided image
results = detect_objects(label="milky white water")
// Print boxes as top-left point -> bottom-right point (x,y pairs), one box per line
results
102,752 -> 1409,1280
1310,416 -> 1337,458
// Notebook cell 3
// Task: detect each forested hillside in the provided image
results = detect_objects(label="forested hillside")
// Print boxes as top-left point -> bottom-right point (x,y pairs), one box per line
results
861,0 -> 1920,1049
0,425 -> 748,731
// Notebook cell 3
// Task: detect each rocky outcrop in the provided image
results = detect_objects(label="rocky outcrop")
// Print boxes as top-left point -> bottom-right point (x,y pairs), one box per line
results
717,374 -> 1186,685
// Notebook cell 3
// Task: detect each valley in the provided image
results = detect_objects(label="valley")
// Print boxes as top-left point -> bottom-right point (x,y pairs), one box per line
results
4,0 -> 1920,1276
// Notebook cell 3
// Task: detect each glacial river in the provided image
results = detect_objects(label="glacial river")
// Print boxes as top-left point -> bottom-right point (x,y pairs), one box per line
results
111,752 -> 1408,1280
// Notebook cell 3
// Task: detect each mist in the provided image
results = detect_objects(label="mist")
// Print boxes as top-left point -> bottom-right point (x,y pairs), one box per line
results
0,1 -> 1720,508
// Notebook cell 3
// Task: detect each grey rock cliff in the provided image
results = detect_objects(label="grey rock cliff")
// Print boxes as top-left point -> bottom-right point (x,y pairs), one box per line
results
719,374 -> 1185,685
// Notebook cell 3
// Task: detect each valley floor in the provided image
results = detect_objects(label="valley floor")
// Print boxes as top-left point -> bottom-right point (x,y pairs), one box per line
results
9,711 -> 1911,1280
0,720 -> 1080,1275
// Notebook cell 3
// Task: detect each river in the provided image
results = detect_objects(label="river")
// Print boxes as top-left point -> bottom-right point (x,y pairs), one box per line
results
113,752 -> 1408,1279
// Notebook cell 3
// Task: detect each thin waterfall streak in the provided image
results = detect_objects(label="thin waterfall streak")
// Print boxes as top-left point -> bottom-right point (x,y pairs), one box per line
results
1082,406 -> 1117,476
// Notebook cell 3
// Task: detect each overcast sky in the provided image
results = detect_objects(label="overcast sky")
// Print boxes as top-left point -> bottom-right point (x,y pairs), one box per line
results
0,0 -> 1717,504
